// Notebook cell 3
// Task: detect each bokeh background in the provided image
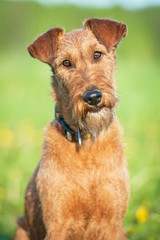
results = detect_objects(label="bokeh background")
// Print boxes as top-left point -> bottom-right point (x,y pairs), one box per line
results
0,0 -> 160,239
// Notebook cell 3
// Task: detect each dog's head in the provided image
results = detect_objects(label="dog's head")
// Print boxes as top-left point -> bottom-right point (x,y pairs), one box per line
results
28,18 -> 127,137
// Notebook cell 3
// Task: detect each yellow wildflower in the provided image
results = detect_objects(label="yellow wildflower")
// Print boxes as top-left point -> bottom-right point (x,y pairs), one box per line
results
136,206 -> 149,223
0,128 -> 14,147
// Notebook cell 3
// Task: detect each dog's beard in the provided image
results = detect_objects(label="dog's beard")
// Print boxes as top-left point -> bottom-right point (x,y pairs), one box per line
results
78,107 -> 115,138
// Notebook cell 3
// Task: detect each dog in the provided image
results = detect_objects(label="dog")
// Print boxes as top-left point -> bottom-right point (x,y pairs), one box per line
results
14,18 -> 130,240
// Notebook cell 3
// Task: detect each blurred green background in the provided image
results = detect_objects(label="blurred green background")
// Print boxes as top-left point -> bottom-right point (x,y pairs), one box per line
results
0,1 -> 160,239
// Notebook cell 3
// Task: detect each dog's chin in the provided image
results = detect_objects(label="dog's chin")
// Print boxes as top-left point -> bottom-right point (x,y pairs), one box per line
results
79,107 -> 115,137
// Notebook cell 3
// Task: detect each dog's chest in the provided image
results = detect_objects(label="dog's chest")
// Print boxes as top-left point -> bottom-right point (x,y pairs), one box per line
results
38,157 -> 128,239
60,166 -> 126,214
37,130 -> 129,239
39,150 -> 128,221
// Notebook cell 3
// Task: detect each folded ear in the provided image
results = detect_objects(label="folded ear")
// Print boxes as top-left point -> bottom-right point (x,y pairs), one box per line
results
84,18 -> 127,51
28,27 -> 64,65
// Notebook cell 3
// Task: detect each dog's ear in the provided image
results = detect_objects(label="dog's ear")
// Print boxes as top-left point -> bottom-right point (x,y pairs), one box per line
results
84,18 -> 127,51
28,28 -> 64,65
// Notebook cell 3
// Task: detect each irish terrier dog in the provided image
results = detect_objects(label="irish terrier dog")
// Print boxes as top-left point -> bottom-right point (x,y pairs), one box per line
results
15,18 -> 130,240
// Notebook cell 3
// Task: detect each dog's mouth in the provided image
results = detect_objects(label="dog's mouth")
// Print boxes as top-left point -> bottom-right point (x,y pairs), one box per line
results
86,105 -> 110,113
85,105 -> 114,118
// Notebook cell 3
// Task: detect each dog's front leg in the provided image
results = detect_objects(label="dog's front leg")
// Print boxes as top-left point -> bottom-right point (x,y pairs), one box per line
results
36,158 -> 72,240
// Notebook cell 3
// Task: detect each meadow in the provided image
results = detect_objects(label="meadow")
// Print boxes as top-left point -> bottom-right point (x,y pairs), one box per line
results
0,1 -> 160,239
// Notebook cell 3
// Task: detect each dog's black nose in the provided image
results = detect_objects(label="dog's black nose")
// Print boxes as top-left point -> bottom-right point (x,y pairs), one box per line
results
83,89 -> 102,106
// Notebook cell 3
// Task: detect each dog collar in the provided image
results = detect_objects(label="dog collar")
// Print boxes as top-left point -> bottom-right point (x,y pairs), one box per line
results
55,107 -> 91,148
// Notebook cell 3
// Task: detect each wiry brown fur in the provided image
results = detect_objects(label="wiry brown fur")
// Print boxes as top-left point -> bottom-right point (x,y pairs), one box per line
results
15,18 -> 129,240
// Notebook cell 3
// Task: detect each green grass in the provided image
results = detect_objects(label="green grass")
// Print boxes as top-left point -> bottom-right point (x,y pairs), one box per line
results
0,1 -> 160,239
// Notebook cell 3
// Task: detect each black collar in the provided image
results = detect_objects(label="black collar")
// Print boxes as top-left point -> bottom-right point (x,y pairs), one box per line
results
55,107 -> 91,148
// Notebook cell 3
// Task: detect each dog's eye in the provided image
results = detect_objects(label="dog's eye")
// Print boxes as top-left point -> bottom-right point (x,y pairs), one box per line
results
62,60 -> 72,67
93,51 -> 102,61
